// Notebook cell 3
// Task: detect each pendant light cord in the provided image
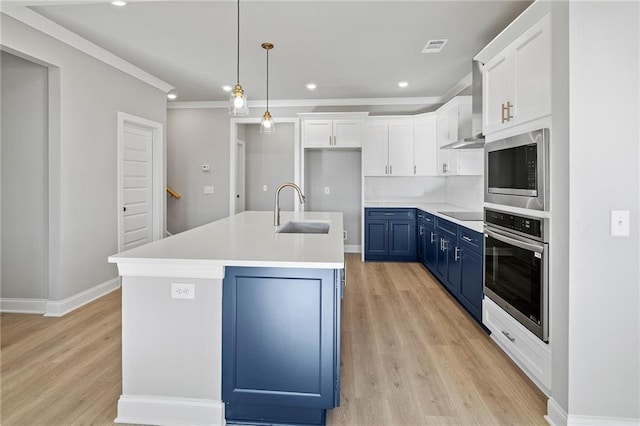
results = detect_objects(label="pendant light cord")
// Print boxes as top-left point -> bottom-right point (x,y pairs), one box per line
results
266,48 -> 269,111
236,0 -> 240,84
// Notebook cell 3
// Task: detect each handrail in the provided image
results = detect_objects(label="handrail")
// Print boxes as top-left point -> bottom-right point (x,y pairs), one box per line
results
166,187 -> 181,199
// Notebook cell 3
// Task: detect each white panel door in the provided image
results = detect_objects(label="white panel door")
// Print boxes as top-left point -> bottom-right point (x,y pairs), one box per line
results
122,123 -> 153,251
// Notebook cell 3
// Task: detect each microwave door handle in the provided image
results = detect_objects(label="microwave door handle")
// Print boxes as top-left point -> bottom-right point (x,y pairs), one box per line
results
485,228 -> 544,254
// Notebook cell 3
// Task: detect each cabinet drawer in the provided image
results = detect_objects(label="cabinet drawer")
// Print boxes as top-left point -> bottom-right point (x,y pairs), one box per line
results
435,217 -> 457,238
417,210 -> 434,225
366,208 -> 415,220
483,298 -> 551,394
458,227 -> 483,254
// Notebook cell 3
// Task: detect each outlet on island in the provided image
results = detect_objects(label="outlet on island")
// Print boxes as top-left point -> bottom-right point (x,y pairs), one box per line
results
171,283 -> 195,299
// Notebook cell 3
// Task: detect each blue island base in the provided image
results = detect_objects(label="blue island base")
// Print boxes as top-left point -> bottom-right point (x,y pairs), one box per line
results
225,403 -> 326,425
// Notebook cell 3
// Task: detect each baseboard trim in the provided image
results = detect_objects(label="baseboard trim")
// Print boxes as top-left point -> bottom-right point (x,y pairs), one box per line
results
44,277 -> 120,317
545,397 -> 568,425
568,415 -> 640,426
0,297 -> 47,314
115,394 -> 225,425
344,244 -> 361,253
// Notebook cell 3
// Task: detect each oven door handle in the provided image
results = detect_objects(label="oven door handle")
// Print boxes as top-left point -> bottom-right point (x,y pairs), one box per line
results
485,227 -> 544,254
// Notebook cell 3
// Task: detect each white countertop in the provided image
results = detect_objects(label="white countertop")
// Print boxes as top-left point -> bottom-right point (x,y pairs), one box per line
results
109,211 -> 345,271
363,201 -> 484,233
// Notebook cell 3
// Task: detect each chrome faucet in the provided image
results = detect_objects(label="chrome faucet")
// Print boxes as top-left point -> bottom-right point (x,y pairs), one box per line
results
274,182 -> 306,226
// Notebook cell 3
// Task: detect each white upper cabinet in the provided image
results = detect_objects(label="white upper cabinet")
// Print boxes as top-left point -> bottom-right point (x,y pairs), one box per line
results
436,97 -> 483,176
300,113 -> 367,149
483,13 -> 551,135
413,114 -> 438,176
363,119 -> 414,176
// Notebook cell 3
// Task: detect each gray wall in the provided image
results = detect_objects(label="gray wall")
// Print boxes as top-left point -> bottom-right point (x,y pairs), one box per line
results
166,108 -> 230,234
1,52 -> 48,299
244,123 -> 295,212
567,1 -> 639,420
304,150 -> 361,246
1,15 -> 167,302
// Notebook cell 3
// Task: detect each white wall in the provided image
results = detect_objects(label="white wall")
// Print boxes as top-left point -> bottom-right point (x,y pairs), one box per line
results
363,176 -> 446,202
567,1 -> 640,421
1,52 -> 48,300
444,176 -> 483,210
1,14 -> 167,303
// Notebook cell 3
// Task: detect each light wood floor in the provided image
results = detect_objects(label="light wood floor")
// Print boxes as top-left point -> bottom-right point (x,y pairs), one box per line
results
1,254 -> 547,425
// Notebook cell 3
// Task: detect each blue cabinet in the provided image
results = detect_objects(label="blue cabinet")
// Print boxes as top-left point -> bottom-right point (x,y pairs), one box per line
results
418,211 -> 484,324
222,267 -> 343,425
364,209 -> 416,261
457,228 -> 484,322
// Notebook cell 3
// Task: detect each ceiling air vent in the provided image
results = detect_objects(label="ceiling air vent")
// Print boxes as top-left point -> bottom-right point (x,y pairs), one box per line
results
422,39 -> 448,54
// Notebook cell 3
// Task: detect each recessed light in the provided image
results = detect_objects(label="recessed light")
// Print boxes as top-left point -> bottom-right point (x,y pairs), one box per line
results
167,93 -> 178,100
306,83 -> 317,90
398,81 -> 409,88
111,1 -> 127,6
222,85 -> 232,92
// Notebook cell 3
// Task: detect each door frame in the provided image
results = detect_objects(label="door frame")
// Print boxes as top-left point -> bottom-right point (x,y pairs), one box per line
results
235,139 -> 246,214
117,112 -> 164,252
228,117 -> 301,217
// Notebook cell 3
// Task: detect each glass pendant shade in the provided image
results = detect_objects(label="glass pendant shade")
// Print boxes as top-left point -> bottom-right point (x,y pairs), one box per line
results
260,111 -> 275,134
229,84 -> 249,116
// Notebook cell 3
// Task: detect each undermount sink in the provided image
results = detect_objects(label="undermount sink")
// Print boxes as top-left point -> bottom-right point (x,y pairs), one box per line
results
277,220 -> 330,234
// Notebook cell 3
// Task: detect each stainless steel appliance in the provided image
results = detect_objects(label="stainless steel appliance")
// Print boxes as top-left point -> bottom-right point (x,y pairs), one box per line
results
484,208 -> 549,342
485,128 -> 549,210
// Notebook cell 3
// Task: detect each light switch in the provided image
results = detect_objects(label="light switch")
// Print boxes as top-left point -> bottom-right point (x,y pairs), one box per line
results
263,185 -> 268,192
324,187 -> 330,195
201,164 -> 211,172
204,186 -> 214,194
611,210 -> 630,236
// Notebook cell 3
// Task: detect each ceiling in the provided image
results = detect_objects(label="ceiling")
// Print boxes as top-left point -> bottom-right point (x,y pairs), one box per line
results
8,1 -> 532,104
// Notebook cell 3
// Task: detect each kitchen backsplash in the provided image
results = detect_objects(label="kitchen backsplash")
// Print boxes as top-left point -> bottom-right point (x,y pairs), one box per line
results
444,175 -> 484,210
364,176 -> 446,202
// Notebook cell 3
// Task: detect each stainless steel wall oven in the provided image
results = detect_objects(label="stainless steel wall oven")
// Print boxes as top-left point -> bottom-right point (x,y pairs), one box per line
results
484,208 -> 549,342
485,128 -> 549,210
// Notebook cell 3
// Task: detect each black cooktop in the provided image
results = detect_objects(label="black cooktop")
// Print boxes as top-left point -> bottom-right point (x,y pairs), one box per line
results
439,211 -> 484,221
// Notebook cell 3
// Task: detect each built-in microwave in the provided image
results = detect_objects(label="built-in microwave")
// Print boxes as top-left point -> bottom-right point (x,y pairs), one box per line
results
485,129 -> 549,211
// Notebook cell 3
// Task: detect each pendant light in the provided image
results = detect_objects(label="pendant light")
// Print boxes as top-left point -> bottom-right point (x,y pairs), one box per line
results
260,42 -> 275,134
229,0 -> 248,116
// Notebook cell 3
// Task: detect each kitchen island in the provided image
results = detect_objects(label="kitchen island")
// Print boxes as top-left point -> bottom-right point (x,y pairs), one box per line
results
108,211 -> 345,426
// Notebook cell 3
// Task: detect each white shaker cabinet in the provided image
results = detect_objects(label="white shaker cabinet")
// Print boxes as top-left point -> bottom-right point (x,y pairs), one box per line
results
413,114 -> 438,176
436,97 -> 483,176
299,113 -> 368,148
483,13 -> 551,135
363,119 -> 414,176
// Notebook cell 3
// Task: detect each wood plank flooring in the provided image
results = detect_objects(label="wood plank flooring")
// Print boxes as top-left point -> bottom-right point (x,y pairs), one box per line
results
1,254 -> 547,425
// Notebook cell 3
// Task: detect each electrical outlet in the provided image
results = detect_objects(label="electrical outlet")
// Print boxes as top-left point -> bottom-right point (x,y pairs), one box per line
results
263,185 -> 268,192
204,186 -> 214,194
171,283 -> 195,299
343,230 -> 347,240
324,186 -> 330,195
611,210 -> 630,236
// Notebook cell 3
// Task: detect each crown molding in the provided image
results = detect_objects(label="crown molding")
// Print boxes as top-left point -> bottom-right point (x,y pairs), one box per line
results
168,96 -> 442,110
1,6 -> 174,93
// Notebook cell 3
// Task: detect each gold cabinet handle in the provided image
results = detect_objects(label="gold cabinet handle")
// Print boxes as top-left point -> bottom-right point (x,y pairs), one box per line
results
502,101 -> 514,123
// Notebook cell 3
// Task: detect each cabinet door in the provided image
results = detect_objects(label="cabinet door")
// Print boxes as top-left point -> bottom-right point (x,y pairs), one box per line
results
436,114 -> 457,176
483,52 -> 512,135
304,120 -> 333,148
414,116 -> 438,176
435,234 -> 449,283
458,247 -> 483,322
387,122 -> 414,176
447,244 -> 461,295
388,219 -> 416,259
424,223 -> 438,271
333,119 -> 362,148
363,122 -> 389,176
365,219 -> 388,257
512,13 -> 551,126
223,267 -> 337,421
